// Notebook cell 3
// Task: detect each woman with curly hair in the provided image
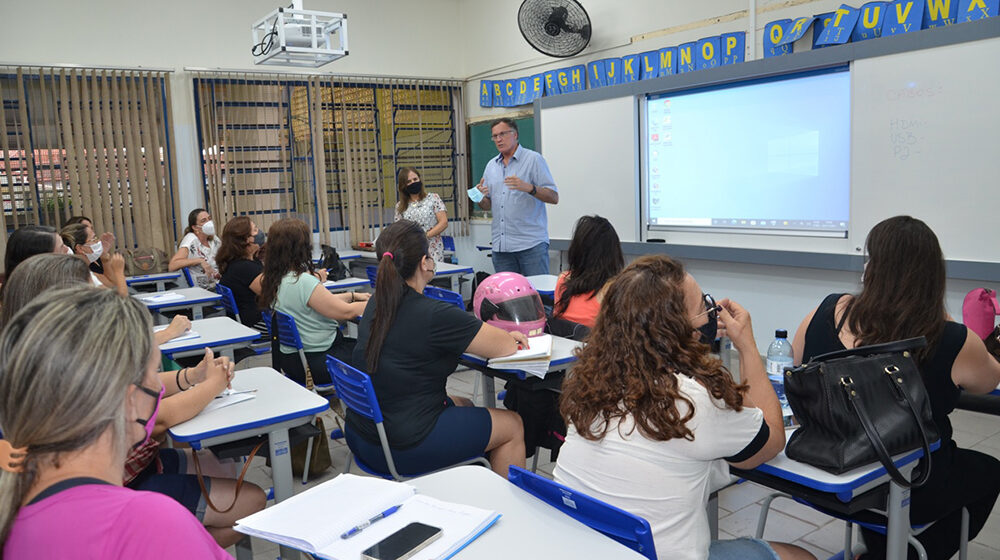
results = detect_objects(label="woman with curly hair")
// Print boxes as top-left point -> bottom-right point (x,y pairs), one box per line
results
554,255 -> 813,560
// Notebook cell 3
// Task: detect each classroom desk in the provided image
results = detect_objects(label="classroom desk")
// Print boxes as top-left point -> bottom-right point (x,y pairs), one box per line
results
409,465 -> 647,560
169,367 -> 328,560
125,271 -> 181,291
461,335 -> 582,407
133,287 -> 222,324
730,429 -> 939,560
357,251 -> 473,294
526,274 -> 558,297
312,249 -> 362,265
323,276 -> 370,293
157,316 -> 261,361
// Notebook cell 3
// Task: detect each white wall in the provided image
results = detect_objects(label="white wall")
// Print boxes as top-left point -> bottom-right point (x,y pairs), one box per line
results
0,0 -> 465,215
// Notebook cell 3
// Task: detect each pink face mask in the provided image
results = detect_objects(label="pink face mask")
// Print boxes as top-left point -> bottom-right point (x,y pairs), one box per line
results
133,383 -> 165,450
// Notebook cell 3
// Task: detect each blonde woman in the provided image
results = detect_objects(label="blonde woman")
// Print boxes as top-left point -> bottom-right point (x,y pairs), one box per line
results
0,286 -> 230,558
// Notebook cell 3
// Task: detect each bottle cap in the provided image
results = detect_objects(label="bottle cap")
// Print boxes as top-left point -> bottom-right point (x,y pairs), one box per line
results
775,329 -> 788,338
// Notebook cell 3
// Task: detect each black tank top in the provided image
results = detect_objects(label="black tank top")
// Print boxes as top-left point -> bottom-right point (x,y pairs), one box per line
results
801,293 -> 967,444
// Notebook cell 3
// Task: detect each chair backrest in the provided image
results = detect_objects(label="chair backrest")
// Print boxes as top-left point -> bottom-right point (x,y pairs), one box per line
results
214,283 -> 240,321
182,266 -> 195,287
442,235 -> 456,252
507,465 -> 656,560
546,317 -> 591,342
326,355 -> 384,423
261,309 -> 305,351
365,265 -> 378,288
423,285 -> 463,308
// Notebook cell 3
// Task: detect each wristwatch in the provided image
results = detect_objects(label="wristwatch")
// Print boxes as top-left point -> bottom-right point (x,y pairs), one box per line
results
529,185 -> 537,196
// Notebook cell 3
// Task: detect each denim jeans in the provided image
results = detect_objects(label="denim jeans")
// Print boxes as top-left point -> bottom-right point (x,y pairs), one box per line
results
708,538 -> 780,560
491,242 -> 550,276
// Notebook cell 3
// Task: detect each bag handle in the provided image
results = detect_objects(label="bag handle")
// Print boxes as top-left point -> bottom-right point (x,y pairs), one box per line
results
810,336 -> 927,363
192,438 -> 267,513
840,372 -> 933,488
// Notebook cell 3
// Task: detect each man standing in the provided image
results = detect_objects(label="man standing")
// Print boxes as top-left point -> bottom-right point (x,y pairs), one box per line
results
476,118 -> 559,276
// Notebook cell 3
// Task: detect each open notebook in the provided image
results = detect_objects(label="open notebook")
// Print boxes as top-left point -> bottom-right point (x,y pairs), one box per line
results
235,474 -> 500,560
487,334 -> 552,378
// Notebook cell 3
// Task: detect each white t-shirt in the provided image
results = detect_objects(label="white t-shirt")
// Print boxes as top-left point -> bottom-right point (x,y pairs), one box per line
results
178,232 -> 220,289
553,374 -> 768,560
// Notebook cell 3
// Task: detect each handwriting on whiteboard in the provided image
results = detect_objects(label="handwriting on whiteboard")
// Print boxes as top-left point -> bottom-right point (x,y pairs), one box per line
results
888,117 -> 926,161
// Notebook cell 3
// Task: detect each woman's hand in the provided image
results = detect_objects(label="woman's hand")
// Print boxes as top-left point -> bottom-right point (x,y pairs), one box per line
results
200,348 -> 233,390
352,291 -> 371,302
509,330 -> 529,349
161,314 -> 191,342
315,268 -> 329,282
106,253 -> 126,278
99,231 -> 116,252
717,298 -> 757,353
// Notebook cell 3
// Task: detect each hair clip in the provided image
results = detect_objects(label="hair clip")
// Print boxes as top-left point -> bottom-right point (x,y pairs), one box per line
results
0,439 -> 27,473
383,252 -> 394,261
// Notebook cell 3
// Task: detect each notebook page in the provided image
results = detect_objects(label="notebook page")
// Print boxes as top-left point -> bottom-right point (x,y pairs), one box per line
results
315,494 -> 499,560
488,334 -> 552,364
235,474 -> 415,553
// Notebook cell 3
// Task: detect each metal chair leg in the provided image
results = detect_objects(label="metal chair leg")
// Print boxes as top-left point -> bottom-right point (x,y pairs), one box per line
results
755,492 -> 793,539
530,448 -> 540,473
844,522 -> 854,560
959,507 -> 969,560
301,437 -> 313,484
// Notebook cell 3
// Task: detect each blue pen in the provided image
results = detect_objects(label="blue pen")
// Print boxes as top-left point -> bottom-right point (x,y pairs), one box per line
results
340,504 -> 402,539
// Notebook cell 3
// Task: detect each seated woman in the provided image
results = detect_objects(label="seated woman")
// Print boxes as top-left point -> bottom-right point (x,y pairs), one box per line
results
554,255 -> 814,560
169,208 -> 221,289
64,215 -> 116,275
347,219 -> 527,477
1,225 -> 69,288
0,286 -> 230,558
254,218 -> 369,386
553,215 -> 624,329
217,216 -> 265,328
792,215 -> 1000,560
0,253 -> 265,548
394,167 -> 448,262
60,223 -> 127,296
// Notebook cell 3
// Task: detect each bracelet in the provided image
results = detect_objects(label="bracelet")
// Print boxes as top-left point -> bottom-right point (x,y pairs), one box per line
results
183,368 -> 191,388
350,292 -> 355,303
176,368 -> 186,391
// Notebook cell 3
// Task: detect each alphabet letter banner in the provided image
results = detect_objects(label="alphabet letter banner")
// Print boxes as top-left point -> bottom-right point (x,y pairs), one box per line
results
852,2 -> 888,40
479,80 -> 493,107
696,36 -> 721,70
586,59 -> 607,88
543,71 -> 561,96
924,0 -> 959,26
677,42 -> 697,72
658,47 -> 678,76
563,65 -> 586,93
815,5 -> 861,45
778,16 -> 817,45
883,0 -> 925,35
640,50 -> 659,79
958,0 -> 998,21
721,32 -> 746,65
764,19 -> 794,56
813,12 -> 837,47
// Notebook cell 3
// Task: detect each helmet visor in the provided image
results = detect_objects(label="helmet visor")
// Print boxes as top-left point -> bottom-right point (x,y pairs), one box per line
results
479,294 -> 545,324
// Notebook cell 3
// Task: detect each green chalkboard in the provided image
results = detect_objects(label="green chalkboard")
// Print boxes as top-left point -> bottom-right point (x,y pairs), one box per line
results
468,116 -> 535,182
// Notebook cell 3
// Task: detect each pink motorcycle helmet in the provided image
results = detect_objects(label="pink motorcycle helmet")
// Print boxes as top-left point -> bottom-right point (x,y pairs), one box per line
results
473,272 -> 546,337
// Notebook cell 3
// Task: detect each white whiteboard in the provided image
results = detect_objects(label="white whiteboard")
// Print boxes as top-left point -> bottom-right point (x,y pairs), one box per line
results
851,36 -> 1000,263
542,96 -> 640,242
540,35 -> 1000,264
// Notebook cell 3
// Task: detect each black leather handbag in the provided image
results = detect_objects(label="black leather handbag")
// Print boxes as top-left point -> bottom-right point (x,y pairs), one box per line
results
783,337 -> 938,487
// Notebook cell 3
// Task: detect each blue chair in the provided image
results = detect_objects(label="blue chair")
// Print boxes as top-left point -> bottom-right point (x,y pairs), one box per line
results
325,355 -> 490,481
442,235 -> 457,264
182,266 -> 195,287
365,265 -> 378,288
507,465 -> 657,560
423,285 -> 463,308
261,310 -> 334,392
214,284 -> 241,322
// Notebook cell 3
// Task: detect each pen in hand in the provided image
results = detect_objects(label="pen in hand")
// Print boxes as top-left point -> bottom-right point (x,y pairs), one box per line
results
340,505 -> 402,539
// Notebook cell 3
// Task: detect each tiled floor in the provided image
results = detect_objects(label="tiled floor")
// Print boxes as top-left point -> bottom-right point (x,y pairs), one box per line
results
229,357 -> 1000,559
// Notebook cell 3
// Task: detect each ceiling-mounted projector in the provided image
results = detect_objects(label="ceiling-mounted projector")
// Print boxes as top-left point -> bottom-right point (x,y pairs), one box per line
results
251,0 -> 348,68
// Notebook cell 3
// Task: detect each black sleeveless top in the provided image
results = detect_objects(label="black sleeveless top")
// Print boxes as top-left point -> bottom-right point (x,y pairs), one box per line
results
801,293 -> 967,445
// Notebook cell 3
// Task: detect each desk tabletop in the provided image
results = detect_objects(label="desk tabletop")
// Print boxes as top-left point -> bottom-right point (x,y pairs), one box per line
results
168,367 -> 328,443
158,316 -> 261,354
133,287 -> 222,308
526,274 -> 558,296
462,335 -> 582,373
323,277 -> 370,291
435,261 -> 474,276
751,428 -> 937,497
126,271 -> 181,285
410,466 -> 646,560
312,249 -> 362,263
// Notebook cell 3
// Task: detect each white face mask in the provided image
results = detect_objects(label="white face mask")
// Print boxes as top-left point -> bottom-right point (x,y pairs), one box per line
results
200,220 -> 215,237
64,245 -> 73,255
86,241 -> 103,263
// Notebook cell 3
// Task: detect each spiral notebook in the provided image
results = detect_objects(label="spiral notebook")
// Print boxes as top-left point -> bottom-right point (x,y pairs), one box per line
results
235,474 -> 500,560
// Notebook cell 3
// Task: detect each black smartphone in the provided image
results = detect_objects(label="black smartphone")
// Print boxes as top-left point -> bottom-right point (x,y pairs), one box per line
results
360,522 -> 442,560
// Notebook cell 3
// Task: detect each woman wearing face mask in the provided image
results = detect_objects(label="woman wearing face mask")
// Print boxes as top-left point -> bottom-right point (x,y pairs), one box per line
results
554,255 -> 814,560
217,216 -> 266,329
0,286 -> 231,558
394,167 -> 448,262
169,208 -> 221,289
60,223 -> 127,297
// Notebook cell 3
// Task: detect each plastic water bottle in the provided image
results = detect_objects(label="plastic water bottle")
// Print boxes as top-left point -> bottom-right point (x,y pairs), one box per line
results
766,329 -> 794,426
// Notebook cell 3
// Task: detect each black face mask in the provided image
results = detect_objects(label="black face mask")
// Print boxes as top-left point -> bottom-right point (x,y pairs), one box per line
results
253,231 -> 266,245
405,181 -> 423,195
697,320 -> 718,345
